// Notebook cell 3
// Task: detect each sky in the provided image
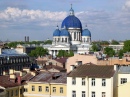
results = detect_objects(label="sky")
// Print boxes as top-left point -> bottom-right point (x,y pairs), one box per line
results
0,0 -> 130,41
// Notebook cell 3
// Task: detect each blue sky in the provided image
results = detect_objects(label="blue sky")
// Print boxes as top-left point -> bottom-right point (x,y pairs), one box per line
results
0,0 -> 130,41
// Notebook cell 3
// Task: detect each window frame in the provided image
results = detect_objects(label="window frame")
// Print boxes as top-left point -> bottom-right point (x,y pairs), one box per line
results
102,92 -> 106,97
53,87 -> 56,93
82,91 -> 86,97
72,78 -> 76,85
38,86 -> 42,92
45,86 -> 49,92
32,85 -> 35,91
82,78 -> 85,86
91,91 -> 95,97
91,78 -> 95,86
72,91 -> 76,97
121,78 -> 127,84
60,87 -> 63,93
102,79 -> 106,86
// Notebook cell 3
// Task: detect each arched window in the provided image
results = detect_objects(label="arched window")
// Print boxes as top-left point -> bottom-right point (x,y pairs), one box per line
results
65,38 -> 67,42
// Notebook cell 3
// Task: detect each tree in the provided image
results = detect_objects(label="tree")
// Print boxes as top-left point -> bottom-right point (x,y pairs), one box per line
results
57,50 -> 74,57
91,44 -> 99,51
29,47 -> 48,57
111,40 -> 119,45
104,47 -> 115,57
123,40 -> 130,53
118,49 -> 124,59
44,40 -> 52,44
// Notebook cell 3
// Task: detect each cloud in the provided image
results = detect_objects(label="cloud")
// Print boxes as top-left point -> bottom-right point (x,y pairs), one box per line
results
122,0 -> 130,11
0,7 -> 67,27
0,6 -> 130,41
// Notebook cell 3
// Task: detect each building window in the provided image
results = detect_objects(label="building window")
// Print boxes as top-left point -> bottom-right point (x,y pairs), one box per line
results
45,86 -> 49,92
102,79 -> 106,86
38,86 -> 42,92
20,88 -> 23,94
15,90 -> 18,96
102,92 -> 106,97
72,78 -> 76,85
121,78 -> 127,84
82,78 -> 85,85
32,86 -> 35,91
74,32 -> 76,40
7,91 -> 9,97
65,38 -> 67,42
92,92 -> 95,97
82,91 -> 85,97
53,87 -> 56,93
72,91 -> 76,97
91,78 -> 95,86
60,87 -> 63,93
11,90 -> 13,96
24,88 -> 28,92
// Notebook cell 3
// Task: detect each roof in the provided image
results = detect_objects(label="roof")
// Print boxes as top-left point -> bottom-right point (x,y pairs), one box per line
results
68,65 -> 115,78
54,57 -> 67,64
118,66 -> 130,74
61,15 -> 82,29
22,73 -> 34,81
43,65 -> 66,72
0,76 -> 19,88
60,29 -> 70,36
82,29 -> 91,37
53,28 -> 61,36
29,72 -> 67,84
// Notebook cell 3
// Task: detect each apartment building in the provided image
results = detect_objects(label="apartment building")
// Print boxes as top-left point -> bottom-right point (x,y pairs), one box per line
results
67,64 -> 117,97
117,66 -> 130,97
24,72 -> 67,97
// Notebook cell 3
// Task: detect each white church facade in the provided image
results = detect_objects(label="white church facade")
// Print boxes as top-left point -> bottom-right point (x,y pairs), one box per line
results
43,5 -> 92,57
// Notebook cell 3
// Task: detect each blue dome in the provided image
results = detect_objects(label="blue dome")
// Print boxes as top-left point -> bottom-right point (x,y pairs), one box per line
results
61,15 -> 82,29
60,29 -> 70,36
82,29 -> 91,37
53,29 -> 61,36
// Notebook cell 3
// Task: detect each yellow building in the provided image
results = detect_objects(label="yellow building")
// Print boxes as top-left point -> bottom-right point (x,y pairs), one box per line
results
117,66 -> 130,97
0,75 -> 24,97
23,72 -> 67,97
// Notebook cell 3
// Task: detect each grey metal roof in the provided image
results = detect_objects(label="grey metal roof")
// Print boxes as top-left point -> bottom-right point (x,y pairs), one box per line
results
118,66 -> 130,74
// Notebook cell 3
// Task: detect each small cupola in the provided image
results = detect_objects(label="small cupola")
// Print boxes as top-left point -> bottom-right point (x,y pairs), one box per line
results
69,4 -> 74,16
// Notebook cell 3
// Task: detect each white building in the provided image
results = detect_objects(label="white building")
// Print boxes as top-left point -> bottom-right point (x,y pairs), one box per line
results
67,64 -> 117,97
43,5 -> 92,57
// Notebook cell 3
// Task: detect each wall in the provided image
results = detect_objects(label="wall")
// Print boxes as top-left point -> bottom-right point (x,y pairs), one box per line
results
66,54 -> 97,72
67,77 -> 88,97
88,78 -> 113,97
24,82 -> 66,97
118,82 -> 130,97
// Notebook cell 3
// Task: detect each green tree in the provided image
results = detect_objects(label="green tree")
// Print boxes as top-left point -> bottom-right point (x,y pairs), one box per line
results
57,50 -> 74,57
123,40 -> 130,53
44,40 -> 52,44
91,44 -> 99,51
104,47 -> 115,57
111,40 -> 119,45
118,49 -> 124,59
29,47 -> 48,57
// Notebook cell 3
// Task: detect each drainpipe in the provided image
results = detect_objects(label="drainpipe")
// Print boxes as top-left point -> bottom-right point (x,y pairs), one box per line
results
50,83 -> 51,97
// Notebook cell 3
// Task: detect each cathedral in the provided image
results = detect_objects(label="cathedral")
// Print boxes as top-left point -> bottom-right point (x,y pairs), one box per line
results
43,5 -> 92,57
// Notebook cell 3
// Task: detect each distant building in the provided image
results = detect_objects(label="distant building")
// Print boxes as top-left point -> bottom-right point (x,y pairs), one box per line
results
0,48 -> 31,75
43,5 -> 92,57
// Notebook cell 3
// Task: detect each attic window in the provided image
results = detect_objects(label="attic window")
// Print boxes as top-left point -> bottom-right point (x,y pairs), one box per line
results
52,74 -> 61,80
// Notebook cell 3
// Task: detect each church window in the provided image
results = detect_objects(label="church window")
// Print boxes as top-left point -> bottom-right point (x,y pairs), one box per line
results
74,32 -> 76,40
62,38 -> 64,42
65,38 -> 67,42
